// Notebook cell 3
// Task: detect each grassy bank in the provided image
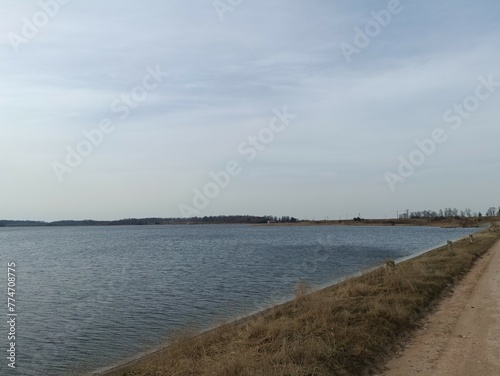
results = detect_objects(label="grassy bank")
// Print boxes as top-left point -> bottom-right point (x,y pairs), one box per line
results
102,227 -> 500,376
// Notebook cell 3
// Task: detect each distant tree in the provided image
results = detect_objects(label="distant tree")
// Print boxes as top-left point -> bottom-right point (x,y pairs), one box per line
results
465,208 -> 472,217
486,207 -> 497,217
443,207 -> 458,218
399,210 -> 410,219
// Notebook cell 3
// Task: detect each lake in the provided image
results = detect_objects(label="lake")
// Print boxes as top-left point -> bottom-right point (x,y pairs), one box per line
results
0,224 -> 477,375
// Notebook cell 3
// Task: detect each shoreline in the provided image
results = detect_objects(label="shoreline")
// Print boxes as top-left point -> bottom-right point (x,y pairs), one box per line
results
93,227 -> 498,376
2,216 -> 496,229
254,217 -> 488,228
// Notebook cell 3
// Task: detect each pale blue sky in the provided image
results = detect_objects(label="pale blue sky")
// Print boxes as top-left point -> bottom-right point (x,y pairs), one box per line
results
1,0 -> 499,221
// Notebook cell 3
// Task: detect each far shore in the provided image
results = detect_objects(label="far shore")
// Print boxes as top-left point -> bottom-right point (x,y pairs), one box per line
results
255,217 -> 491,228
93,224 -> 499,376
2,216 -> 497,229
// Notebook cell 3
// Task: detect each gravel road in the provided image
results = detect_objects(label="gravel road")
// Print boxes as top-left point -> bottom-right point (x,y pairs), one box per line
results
380,239 -> 500,375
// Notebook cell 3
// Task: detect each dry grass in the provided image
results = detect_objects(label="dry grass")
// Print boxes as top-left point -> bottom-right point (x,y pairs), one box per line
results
105,229 -> 500,376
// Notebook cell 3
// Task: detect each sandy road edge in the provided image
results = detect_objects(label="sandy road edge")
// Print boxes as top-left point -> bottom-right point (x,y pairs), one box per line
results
378,237 -> 500,376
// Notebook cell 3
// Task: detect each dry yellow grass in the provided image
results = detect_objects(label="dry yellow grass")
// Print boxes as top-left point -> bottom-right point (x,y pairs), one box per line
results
104,228 -> 500,376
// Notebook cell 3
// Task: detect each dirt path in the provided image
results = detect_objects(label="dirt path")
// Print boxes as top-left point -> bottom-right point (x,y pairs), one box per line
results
379,239 -> 500,376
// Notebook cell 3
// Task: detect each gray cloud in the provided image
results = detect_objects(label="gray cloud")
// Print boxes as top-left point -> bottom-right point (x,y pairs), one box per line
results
1,0 -> 499,220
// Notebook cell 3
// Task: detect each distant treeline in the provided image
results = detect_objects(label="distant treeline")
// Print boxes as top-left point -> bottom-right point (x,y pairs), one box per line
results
398,206 -> 500,219
0,220 -> 46,227
0,215 -> 298,227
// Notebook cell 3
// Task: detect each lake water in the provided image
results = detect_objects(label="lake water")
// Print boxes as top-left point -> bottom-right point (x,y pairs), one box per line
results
0,224 -> 477,375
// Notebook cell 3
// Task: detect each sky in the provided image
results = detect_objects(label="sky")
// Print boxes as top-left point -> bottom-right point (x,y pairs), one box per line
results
1,0 -> 499,221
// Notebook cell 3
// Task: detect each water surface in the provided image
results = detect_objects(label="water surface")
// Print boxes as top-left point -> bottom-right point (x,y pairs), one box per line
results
0,225 -> 476,375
